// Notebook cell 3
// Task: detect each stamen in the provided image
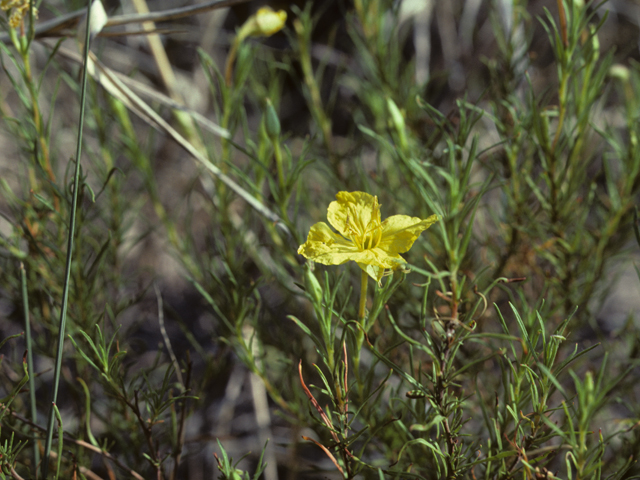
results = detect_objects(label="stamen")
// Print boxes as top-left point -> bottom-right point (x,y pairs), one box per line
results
344,196 -> 384,251
356,197 -> 382,250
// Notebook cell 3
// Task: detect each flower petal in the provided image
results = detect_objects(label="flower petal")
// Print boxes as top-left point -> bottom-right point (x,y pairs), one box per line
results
341,247 -> 403,269
357,263 -> 384,282
254,7 -> 287,37
327,191 -> 378,237
298,192 -> 438,280
297,222 -> 359,265
357,250 -> 407,280
378,214 -> 439,256
237,7 -> 287,40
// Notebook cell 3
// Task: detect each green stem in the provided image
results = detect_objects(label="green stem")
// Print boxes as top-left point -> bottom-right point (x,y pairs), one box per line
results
17,31 -> 58,207
353,269 -> 368,393
216,93 -> 236,265
551,72 -> 568,153
274,140 -> 285,192
224,38 -> 240,87
42,0 -> 93,475
20,263 -> 40,473
294,18 -> 334,164
358,269 -> 368,322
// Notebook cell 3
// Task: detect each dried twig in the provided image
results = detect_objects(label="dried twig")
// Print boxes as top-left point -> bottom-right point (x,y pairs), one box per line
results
0,0 -> 251,42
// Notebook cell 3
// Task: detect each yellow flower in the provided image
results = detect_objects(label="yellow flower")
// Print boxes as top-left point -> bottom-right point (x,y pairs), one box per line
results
225,6 -> 287,86
237,7 -> 287,41
298,191 -> 439,281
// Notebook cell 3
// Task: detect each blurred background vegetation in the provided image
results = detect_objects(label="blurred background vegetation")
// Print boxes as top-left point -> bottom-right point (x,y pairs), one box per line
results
1,0 -> 640,478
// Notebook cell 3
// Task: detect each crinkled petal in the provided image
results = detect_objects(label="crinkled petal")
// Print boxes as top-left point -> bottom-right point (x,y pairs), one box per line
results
339,247 -> 404,270
297,222 -> 360,265
378,214 -> 439,256
327,191 -> 377,237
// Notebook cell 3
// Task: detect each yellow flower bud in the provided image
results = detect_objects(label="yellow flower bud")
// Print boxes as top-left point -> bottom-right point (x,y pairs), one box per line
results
254,7 -> 287,36
225,7 -> 287,86
237,7 -> 287,41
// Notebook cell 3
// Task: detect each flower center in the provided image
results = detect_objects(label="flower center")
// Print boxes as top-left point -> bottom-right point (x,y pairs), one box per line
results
345,196 -> 383,251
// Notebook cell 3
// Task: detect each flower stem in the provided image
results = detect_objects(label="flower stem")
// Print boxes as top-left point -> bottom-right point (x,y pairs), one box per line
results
358,269 -> 368,322
274,140 -> 285,191
224,37 -> 240,87
353,269 -> 368,394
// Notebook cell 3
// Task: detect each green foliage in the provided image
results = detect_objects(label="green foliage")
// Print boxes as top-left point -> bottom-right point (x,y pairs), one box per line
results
1,0 -> 640,478
214,439 -> 268,480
